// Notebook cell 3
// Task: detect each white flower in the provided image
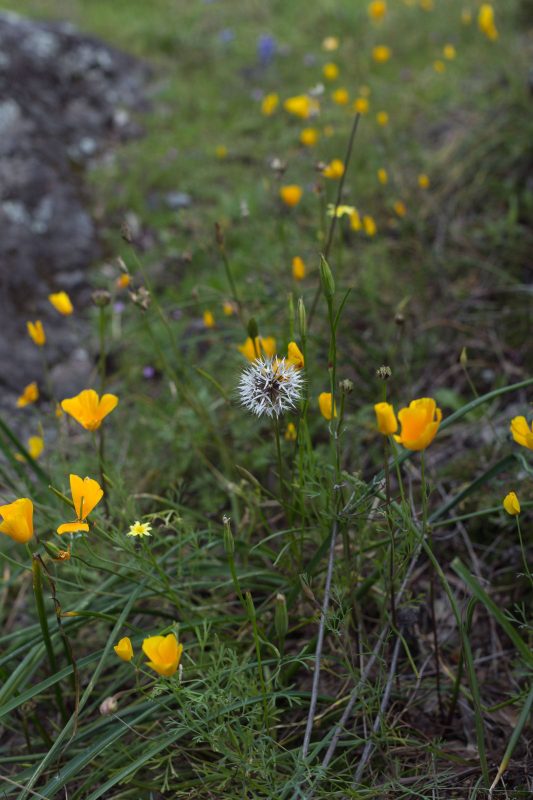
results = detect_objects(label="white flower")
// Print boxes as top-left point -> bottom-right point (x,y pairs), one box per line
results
238,357 -> 304,418
127,520 -> 152,537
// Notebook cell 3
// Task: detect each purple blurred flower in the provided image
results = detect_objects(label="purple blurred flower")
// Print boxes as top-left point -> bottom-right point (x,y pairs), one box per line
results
143,365 -> 156,379
257,34 -> 276,66
114,301 -> 125,314
219,28 -> 235,44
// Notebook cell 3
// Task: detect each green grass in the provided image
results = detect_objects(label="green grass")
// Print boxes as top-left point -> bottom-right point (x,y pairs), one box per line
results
0,0 -> 532,797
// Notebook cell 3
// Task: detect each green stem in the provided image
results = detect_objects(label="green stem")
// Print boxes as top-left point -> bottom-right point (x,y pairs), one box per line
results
516,517 -> 533,591
98,306 -> 107,393
421,452 -> 443,719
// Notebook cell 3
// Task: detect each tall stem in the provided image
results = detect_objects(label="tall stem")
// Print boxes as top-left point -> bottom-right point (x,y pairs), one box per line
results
421,452 -> 443,718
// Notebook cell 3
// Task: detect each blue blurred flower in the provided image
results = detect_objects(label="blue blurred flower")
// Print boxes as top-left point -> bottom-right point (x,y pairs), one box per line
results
257,33 -> 276,66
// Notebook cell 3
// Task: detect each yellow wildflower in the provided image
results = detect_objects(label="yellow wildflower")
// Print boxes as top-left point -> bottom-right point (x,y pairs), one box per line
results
57,474 -> 103,535
17,382 -> 39,408
418,173 -> 430,189
377,168 -> 388,185
128,521 -> 152,537
238,336 -> 276,361
292,256 -> 306,281
323,62 -> 339,81
287,342 -> 304,370
327,204 -> 356,218
322,36 -> 339,52
368,1 -> 387,20
61,389 -> 118,431
420,0 -> 433,9
394,397 -> 442,451
363,215 -> 377,236
223,301 -> 236,316
114,637 -> 134,662
510,417 -> 533,450
300,127 -> 319,147
461,9 -> 472,25
372,45 -> 392,63
203,310 -> 215,328
433,60 -> 446,74
215,144 -> 228,159
0,498 -> 34,544
27,320 -> 46,347
353,97 -> 369,115
376,111 -> 389,127
319,392 -> 337,420
285,422 -> 297,441
261,92 -> 279,116
503,492 -> 520,517
48,291 -> 73,315
350,209 -> 362,231
322,159 -> 345,179
478,4 -> 498,40
394,200 -> 407,218
142,633 -> 183,677
332,87 -> 349,105
15,436 -> 44,462
283,94 -> 319,119
280,185 -> 303,207
443,44 -> 456,60
374,402 -> 398,435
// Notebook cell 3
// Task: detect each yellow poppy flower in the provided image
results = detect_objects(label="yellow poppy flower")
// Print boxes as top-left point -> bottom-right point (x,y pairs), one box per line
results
372,45 -> 392,63
114,636 -> 134,662
353,97 -> 369,114
377,168 -> 388,185
502,492 -> 520,517
16,382 -> 39,408
510,416 -> 533,450
292,256 -> 306,280
48,291 -> 73,315
15,436 -> 44,462
142,633 -> 183,677
478,4 -> 498,40
287,342 -> 304,369
418,173 -> 430,189
285,422 -> 297,441
322,159 -> 345,179
376,111 -> 389,127
238,336 -> 277,362
299,127 -> 319,147
332,87 -> 349,105
374,402 -> 398,435
394,397 -> 442,450
57,474 -> 103,535
61,389 -> 118,431
261,92 -> 279,116
27,320 -> 46,347
280,185 -> 303,207
323,62 -> 339,81
203,310 -> 215,328
368,1 -> 387,20
319,392 -> 337,420
0,498 -> 34,544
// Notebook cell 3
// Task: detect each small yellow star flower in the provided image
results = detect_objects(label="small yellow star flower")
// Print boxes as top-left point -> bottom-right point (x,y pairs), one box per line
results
127,520 -> 153,537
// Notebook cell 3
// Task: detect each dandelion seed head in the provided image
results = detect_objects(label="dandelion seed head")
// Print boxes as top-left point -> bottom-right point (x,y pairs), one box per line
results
238,357 -> 304,418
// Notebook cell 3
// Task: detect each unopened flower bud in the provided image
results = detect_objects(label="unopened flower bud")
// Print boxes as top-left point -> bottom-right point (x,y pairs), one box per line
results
319,256 -> 335,299
275,593 -> 288,643
376,365 -> 392,381
223,515 -> 234,556
297,297 -> 307,340
339,378 -> 354,395
120,220 -> 133,243
91,289 -> 111,307
245,591 -> 256,621
459,347 -> 468,367
99,696 -> 119,716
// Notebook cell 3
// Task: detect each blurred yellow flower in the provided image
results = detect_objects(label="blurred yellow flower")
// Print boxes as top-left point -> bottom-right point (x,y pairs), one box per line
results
377,168 -> 388,185
374,402 -> 398,434
27,320 -> 46,347
142,633 -> 183,677
300,127 -> 319,147
223,301 -> 236,316
114,636 -> 134,662
261,92 -> 279,116
284,422 -> 297,441
287,341 -> 304,369
478,4 -> 498,40
319,392 -> 337,420
368,1 -> 387,21
15,436 -> 44,462
418,173 -> 430,189
323,62 -> 339,81
394,397 -> 442,450
443,44 -> 456,60
327,204 -> 355,218
117,273 -> 131,289
420,0 -> 433,9
280,185 -> 303,207
292,256 -> 306,280
322,159 -> 345,179
353,97 -> 369,115
363,215 -> 377,236
215,144 -> 228,159
332,88 -> 349,106
433,59 -> 446,74
48,291 -> 73,315
238,336 -> 276,361
203,310 -> 215,328
283,94 -> 319,119
322,36 -> 339,51
376,111 -> 389,126
323,124 -> 334,137
350,210 -> 362,231
394,200 -> 407,217
17,382 -> 39,408
461,8 -> 472,25
0,498 -> 34,544
510,416 -> 533,450
372,45 -> 391,63
128,520 -> 152,537
503,492 -> 520,517
57,474 -> 103,535
61,389 -> 118,431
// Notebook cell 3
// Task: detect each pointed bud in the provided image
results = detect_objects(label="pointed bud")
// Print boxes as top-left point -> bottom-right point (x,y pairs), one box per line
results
222,515 -> 234,556
460,347 -> 468,367
319,256 -> 335,299
297,297 -> 307,340
274,593 -> 288,644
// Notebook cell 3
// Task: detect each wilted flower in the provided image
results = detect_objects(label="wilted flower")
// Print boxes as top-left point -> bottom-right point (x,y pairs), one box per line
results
203,310 -> 215,328
0,498 -> 34,544
300,127 -> 319,147
376,111 -> 389,126
418,173 -> 430,189
287,341 -> 304,369
114,636 -> 134,662
363,215 -> 377,236
322,159 -> 345,179
372,45 -> 392,63
238,357 -> 304,418
238,336 -> 277,361
478,4 -> 498,40
280,185 -> 303,207
142,633 -> 183,677
377,168 -> 388,185
292,256 -> 306,280
16,382 -> 39,408
61,389 -> 118,431
394,398 -> 442,451
374,402 -> 398,435
503,492 -> 520,516
57,474 -> 103,534
285,422 -> 297,441
353,97 -> 369,114
323,62 -> 339,80
283,94 -> 319,119
128,521 -> 152,537
27,321 -> 46,347
318,392 -> 337,420
48,291 -> 73,315
368,1 -> 387,20
510,417 -> 533,450
332,87 -> 349,105
261,92 -> 279,116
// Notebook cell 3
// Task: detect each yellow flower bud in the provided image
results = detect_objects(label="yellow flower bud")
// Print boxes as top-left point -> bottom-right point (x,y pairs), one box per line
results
374,402 -> 398,435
